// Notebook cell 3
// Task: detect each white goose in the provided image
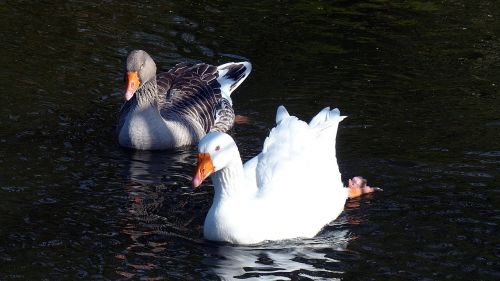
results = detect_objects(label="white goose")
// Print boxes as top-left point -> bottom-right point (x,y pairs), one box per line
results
192,106 -> 350,244
117,50 -> 251,150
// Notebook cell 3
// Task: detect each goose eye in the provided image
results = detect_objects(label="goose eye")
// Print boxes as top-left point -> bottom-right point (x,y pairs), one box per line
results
140,64 -> 144,70
215,145 -> 220,151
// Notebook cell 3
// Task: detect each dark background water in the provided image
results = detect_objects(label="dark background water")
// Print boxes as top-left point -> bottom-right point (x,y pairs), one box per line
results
1,0 -> 499,280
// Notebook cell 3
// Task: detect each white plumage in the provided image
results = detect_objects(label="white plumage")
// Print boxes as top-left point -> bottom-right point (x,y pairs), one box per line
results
193,106 -> 348,244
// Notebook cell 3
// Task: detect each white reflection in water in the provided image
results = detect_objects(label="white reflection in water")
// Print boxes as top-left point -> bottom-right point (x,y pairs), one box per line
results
207,228 -> 349,280
121,149 -> 353,280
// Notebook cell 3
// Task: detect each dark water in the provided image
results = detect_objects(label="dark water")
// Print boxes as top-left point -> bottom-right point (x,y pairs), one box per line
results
1,0 -> 499,280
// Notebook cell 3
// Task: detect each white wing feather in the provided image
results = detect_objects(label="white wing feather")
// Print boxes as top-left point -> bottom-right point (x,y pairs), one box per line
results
254,107 -> 346,197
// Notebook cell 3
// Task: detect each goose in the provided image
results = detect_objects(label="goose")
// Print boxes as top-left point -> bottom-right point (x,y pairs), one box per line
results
192,106 -> 380,244
117,50 -> 251,150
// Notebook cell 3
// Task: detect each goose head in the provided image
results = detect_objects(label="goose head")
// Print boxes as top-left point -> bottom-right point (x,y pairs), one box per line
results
192,132 -> 239,188
124,50 -> 157,101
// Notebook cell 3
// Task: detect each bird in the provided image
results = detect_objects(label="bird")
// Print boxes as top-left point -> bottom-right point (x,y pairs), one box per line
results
117,50 -> 251,150
192,105 -> 351,244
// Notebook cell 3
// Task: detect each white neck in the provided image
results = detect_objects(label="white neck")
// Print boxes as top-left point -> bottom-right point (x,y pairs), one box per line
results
211,156 -> 246,201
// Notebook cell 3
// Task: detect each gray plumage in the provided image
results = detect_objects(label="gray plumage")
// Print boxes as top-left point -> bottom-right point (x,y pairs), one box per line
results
117,50 -> 251,150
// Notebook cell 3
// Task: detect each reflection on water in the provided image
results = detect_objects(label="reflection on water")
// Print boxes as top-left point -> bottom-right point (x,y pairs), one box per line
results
1,0 -> 500,280
124,149 -> 195,185
117,147 -> 356,280
206,232 -> 348,281
119,182 -> 354,280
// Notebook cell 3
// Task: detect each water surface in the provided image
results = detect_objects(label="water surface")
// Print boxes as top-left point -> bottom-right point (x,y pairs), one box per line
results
1,0 -> 499,280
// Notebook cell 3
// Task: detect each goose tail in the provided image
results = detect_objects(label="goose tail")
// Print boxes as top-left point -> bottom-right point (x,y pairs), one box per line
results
217,61 -> 252,104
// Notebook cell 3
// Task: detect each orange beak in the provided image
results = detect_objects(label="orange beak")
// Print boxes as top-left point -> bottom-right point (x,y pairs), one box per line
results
192,153 -> 215,188
125,71 -> 140,101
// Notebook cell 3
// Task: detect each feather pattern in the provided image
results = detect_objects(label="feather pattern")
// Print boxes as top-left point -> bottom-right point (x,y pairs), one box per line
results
117,50 -> 251,150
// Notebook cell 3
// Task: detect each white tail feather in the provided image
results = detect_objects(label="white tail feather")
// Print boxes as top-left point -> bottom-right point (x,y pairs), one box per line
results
309,107 -> 346,127
275,105 -> 290,125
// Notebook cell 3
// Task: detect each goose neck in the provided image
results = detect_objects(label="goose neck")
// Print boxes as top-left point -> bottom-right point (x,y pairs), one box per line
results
212,158 -> 245,200
136,78 -> 158,107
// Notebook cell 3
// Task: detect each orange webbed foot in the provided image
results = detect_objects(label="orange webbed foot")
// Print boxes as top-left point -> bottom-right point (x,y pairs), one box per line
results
234,115 -> 251,124
347,176 -> 382,199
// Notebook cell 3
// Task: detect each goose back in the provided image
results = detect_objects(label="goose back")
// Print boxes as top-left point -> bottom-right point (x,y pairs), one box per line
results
157,62 -> 235,134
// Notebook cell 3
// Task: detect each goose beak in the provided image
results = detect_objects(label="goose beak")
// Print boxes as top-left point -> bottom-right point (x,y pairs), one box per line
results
125,71 -> 140,101
193,153 -> 215,188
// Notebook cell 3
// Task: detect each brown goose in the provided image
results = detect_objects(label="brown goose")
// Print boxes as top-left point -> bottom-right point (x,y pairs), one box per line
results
117,50 -> 251,150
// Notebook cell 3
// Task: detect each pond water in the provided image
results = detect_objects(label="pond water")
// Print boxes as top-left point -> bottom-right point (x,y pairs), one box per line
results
1,0 -> 499,280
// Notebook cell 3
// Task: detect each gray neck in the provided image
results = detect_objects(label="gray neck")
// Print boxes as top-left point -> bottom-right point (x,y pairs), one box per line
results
136,78 -> 158,107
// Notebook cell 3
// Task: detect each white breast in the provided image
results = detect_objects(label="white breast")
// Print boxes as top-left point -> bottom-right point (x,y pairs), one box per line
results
119,104 -> 207,150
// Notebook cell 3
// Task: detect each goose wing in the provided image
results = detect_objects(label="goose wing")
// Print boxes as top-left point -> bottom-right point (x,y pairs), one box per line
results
255,106 -> 346,197
157,62 -> 251,133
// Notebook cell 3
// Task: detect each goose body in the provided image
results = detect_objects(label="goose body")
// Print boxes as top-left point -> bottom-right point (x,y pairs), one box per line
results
117,50 -> 251,150
193,106 -> 348,244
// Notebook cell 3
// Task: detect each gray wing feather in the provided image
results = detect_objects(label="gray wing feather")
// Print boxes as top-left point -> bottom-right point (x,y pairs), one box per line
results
157,63 -> 235,133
